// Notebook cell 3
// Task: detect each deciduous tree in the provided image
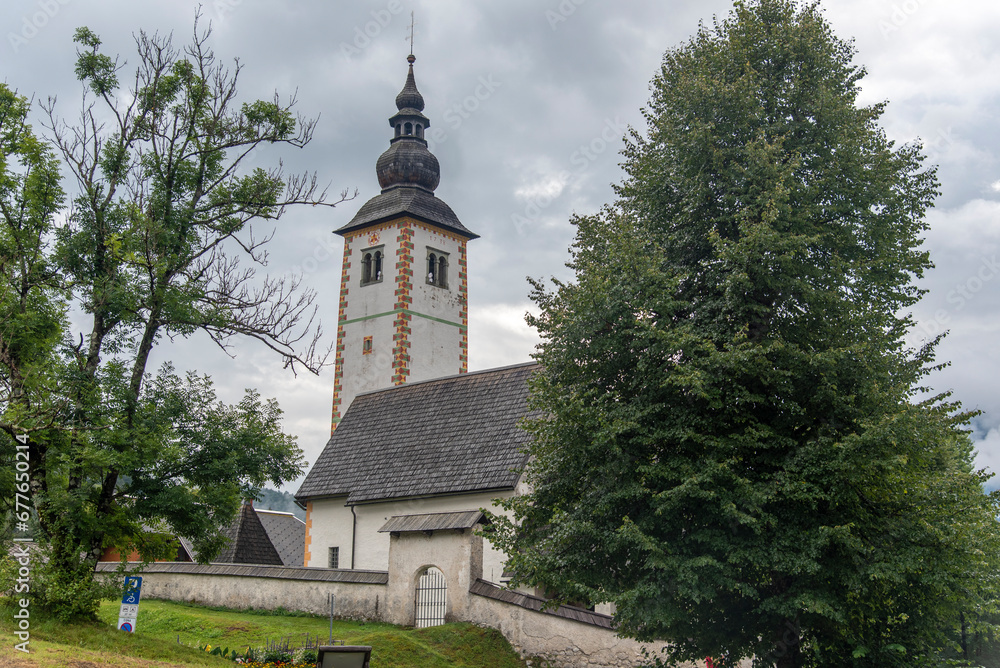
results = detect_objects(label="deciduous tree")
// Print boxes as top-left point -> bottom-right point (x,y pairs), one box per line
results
0,18 -> 348,619
487,2 -> 1000,666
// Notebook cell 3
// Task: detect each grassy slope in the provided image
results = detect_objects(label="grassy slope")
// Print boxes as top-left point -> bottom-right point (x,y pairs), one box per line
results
0,599 -> 527,668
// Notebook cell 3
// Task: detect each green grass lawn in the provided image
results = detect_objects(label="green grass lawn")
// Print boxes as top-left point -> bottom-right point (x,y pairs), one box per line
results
0,598 -> 527,667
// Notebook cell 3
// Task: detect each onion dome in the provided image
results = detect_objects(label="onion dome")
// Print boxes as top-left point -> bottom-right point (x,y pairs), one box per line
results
377,54 -> 438,193
336,55 -> 477,240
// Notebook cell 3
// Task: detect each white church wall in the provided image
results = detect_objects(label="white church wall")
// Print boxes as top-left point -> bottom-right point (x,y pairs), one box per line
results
304,496 -> 353,568
308,491 -> 517,582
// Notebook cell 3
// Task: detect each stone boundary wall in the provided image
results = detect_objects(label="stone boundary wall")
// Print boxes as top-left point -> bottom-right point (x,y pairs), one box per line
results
96,563 -> 717,667
95,562 -> 387,620
468,579 -> 673,668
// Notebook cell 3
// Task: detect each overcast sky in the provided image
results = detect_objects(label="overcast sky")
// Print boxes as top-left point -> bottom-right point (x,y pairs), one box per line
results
3,0 -> 998,490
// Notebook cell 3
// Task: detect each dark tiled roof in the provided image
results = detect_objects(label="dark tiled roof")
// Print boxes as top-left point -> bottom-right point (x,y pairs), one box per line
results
470,579 -> 614,629
176,536 -> 195,562
256,509 -> 306,567
296,362 -> 537,504
378,510 -> 487,533
95,561 -> 389,584
215,503 -> 283,566
335,186 -> 478,239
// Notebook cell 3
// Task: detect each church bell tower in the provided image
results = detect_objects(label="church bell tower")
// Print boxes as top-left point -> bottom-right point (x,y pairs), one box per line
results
330,55 -> 478,431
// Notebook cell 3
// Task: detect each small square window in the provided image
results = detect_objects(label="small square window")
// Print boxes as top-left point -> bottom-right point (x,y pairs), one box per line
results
329,546 -> 340,569
362,337 -> 373,355
426,248 -> 449,289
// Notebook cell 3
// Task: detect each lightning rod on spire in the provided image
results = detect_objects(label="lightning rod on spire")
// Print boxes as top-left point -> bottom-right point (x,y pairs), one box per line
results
406,11 -> 416,58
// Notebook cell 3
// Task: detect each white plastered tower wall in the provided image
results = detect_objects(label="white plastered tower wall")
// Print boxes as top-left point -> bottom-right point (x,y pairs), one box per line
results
330,218 -> 469,431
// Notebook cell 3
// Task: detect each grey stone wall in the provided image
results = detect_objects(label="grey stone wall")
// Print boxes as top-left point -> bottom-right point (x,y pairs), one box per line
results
96,562 -> 387,620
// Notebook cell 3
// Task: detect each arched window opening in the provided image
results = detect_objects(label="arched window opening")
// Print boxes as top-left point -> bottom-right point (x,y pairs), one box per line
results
416,124 -> 423,138
438,256 -> 448,288
395,123 -> 401,138
362,253 -> 372,283
361,246 -> 383,286
404,121 -> 413,135
426,249 -> 449,288
414,567 -> 447,628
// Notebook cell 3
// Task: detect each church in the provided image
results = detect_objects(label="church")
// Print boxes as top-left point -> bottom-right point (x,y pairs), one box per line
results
108,54 -> 667,665
295,54 -> 537,587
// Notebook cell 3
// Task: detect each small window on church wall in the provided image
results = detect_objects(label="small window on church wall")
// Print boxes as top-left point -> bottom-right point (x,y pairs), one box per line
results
363,336 -> 373,355
360,246 -> 384,286
329,547 -> 339,569
426,248 -> 449,289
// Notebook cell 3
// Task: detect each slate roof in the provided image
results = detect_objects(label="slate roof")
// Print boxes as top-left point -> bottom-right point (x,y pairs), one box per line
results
215,503 -> 283,566
256,509 -> 306,567
335,186 -> 478,240
296,362 -> 538,505
378,511 -> 487,534
177,536 -> 196,562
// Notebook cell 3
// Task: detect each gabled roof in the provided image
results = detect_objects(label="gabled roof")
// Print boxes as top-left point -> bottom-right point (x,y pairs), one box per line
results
296,362 -> 538,505
378,511 -> 488,534
215,503 -> 283,566
256,509 -> 306,567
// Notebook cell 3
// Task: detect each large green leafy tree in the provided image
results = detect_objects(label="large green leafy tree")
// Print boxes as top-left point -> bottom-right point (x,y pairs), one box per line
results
488,1 -> 1000,666
0,20 -> 347,619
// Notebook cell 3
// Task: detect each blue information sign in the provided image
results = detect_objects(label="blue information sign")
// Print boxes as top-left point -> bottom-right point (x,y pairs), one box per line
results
121,576 -> 142,605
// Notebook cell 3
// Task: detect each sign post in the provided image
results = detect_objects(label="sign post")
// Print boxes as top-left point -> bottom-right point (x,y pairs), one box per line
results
117,576 -> 142,632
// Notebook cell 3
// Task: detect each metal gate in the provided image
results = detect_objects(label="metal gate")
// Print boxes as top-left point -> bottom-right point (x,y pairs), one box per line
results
414,567 -> 447,628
